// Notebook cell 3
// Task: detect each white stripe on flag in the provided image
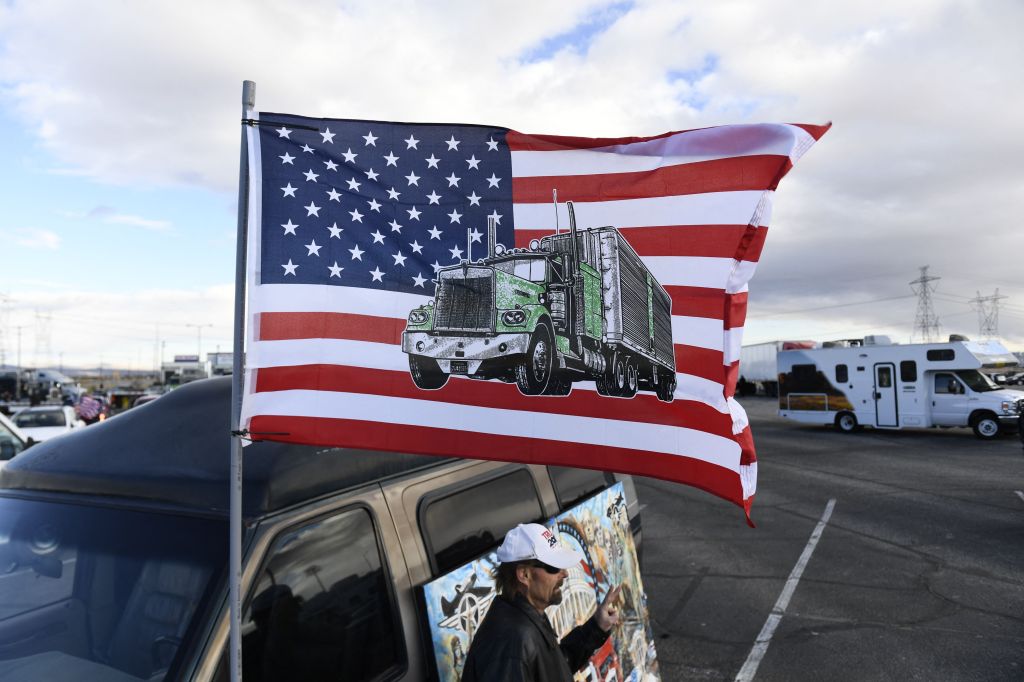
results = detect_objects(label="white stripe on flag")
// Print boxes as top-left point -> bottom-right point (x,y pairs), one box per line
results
242,389 -> 742,471
512,191 -> 773,230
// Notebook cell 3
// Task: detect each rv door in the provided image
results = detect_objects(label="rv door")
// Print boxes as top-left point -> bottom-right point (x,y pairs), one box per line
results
873,363 -> 898,427
931,372 -> 968,426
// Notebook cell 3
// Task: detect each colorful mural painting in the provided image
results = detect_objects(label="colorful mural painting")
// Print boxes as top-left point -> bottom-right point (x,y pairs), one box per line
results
421,483 -> 660,681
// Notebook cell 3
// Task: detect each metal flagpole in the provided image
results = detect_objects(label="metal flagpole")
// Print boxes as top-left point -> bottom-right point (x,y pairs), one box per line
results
230,79 -> 255,682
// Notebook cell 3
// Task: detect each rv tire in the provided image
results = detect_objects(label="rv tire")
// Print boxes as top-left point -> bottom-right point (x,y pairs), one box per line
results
970,412 -> 1000,440
835,411 -> 858,433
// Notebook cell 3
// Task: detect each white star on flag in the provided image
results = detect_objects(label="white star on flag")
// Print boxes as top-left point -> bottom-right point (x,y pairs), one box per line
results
387,187 -> 401,200
282,220 -> 298,235
466,155 -> 480,170
486,173 -> 500,188
328,262 -> 344,277
320,128 -> 335,143
305,240 -> 321,256
426,191 -> 441,205
467,191 -> 481,206
405,172 -> 420,186
327,223 -> 343,238
486,137 -> 499,151
469,229 -> 483,243
446,173 -> 460,188
342,148 -> 357,163
449,245 -> 463,260
365,168 -> 379,181
279,152 -> 294,165
384,151 -> 399,167
281,183 -> 297,197
349,209 -> 364,223
392,252 -> 407,266
363,131 -> 377,146
428,226 -> 443,240
407,207 -> 422,221
367,198 -> 382,212
371,230 -> 385,244
326,188 -> 341,202
445,135 -> 460,151
487,210 -> 502,225
425,154 -> 440,169
448,209 -> 462,224
324,159 -> 338,171
348,244 -> 364,260
301,144 -> 314,154
389,219 -> 403,233
369,266 -> 385,282
304,169 -> 318,182
281,259 -> 297,274
305,202 -> 321,217
347,178 -> 361,191
276,127 -> 291,139
410,240 -> 423,254
404,135 -> 419,149
412,273 -> 427,287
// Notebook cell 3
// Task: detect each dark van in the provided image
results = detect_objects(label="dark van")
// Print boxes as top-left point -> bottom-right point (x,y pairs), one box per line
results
0,377 -> 641,681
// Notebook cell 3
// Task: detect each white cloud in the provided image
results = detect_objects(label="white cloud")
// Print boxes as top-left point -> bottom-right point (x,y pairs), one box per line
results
3,227 -> 61,249
0,0 -> 1022,357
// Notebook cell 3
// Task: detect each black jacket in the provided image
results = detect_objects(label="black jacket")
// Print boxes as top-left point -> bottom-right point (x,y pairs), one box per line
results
460,593 -> 609,682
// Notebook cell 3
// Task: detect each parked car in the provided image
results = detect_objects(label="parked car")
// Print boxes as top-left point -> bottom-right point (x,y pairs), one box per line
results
131,393 -> 162,408
11,405 -> 85,442
0,377 -> 642,681
0,411 -> 28,472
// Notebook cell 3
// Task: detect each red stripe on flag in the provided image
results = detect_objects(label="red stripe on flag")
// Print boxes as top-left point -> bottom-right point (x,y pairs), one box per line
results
259,312 -> 405,345
674,345 -> 727,384
254,364 -> 736,436
665,287 -> 748,324
514,225 -> 767,260
506,129 -> 685,152
512,156 -> 789,203
790,122 -> 832,140
248,414 -> 745,507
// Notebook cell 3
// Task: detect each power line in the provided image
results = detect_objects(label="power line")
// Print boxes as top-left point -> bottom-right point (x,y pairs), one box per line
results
747,294 -> 915,318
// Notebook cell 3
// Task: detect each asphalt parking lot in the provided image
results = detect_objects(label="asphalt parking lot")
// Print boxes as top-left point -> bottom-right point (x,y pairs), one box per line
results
638,397 -> 1024,681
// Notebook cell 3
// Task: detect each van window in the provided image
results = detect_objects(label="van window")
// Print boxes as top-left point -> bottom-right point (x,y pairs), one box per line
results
549,466 -> 611,509
900,361 -> 917,382
835,364 -> 849,383
927,349 -> 955,361
423,469 -> 543,575
236,507 -> 403,681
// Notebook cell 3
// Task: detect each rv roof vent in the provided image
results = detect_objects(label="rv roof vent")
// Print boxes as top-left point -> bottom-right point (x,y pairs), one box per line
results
864,335 -> 893,346
948,333 -> 970,342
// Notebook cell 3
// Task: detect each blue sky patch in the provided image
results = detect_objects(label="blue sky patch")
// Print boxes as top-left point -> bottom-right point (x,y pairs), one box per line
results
519,1 -> 634,63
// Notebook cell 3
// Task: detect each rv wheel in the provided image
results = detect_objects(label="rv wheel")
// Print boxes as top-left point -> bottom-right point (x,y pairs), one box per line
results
970,413 -> 1000,440
409,355 -> 449,390
515,324 -> 554,395
835,412 -> 858,433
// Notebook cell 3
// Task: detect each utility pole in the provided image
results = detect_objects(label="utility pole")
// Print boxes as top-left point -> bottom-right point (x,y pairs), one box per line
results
969,289 -> 1008,340
909,266 -> 941,342
15,326 -> 24,399
185,323 -> 213,376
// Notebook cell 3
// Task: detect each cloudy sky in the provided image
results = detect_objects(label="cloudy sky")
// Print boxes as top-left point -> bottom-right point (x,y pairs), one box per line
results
1,0 -> 1021,370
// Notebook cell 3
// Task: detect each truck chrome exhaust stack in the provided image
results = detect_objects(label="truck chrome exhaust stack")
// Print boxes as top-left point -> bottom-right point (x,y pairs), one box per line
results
487,215 -> 496,259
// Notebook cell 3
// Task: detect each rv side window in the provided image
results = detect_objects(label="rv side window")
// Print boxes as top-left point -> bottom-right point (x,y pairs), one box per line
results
792,364 -> 817,382
926,349 -> 955,361
228,506 -> 405,682
900,361 -> 917,382
422,469 -> 544,575
934,373 -> 962,395
835,364 -> 849,383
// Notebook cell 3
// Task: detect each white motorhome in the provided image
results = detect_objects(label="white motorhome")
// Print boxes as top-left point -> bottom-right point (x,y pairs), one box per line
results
777,335 -> 1023,439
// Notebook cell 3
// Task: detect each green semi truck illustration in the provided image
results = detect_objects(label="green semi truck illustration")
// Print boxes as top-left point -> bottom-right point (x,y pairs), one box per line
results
402,202 -> 676,401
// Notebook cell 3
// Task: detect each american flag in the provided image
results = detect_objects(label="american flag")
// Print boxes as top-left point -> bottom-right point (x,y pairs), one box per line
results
76,395 -> 102,421
240,113 -> 828,520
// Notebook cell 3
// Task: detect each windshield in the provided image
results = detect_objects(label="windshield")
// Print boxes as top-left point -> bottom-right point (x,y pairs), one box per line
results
494,257 -> 547,283
0,496 -> 225,681
15,410 -> 66,428
955,370 -> 1000,392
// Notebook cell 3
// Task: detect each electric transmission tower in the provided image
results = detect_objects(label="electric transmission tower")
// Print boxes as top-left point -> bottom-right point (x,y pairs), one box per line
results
970,289 -> 1007,340
34,310 -> 52,368
909,266 -> 941,342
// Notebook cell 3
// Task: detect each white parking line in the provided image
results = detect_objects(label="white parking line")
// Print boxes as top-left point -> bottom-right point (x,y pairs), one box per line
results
1015,490 -> 1024,504
735,498 -> 836,682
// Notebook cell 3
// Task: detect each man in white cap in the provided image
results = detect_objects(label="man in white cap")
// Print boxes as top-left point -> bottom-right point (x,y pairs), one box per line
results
461,523 -> 621,681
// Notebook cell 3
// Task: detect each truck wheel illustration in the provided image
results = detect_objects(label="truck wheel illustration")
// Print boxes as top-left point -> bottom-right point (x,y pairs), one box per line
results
609,352 -> 628,396
515,323 -> 554,395
655,373 -> 676,403
409,355 -> 449,390
970,412 -> 1000,440
622,357 -> 639,398
543,373 -> 572,396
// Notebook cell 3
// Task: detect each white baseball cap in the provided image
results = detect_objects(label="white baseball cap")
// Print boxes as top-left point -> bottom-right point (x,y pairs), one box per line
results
496,523 -> 583,569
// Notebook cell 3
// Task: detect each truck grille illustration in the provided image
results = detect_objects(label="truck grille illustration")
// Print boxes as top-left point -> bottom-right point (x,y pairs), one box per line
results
402,202 -> 677,401
434,271 -> 494,332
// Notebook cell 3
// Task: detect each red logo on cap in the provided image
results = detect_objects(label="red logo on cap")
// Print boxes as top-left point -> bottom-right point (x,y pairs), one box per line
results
542,530 -> 557,547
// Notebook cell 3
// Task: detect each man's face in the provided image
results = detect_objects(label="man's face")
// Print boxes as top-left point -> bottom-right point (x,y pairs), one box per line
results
521,563 -> 569,611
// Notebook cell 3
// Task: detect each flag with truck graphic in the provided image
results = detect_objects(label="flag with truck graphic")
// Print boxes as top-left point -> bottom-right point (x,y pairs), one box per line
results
240,114 -> 829,520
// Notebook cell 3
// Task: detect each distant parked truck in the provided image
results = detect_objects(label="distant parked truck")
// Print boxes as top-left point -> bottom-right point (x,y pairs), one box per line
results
777,335 -> 1023,439
738,340 -> 817,396
403,202 -> 677,400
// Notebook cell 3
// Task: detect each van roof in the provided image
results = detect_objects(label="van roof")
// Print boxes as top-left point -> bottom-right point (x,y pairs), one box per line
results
0,377 -> 454,517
